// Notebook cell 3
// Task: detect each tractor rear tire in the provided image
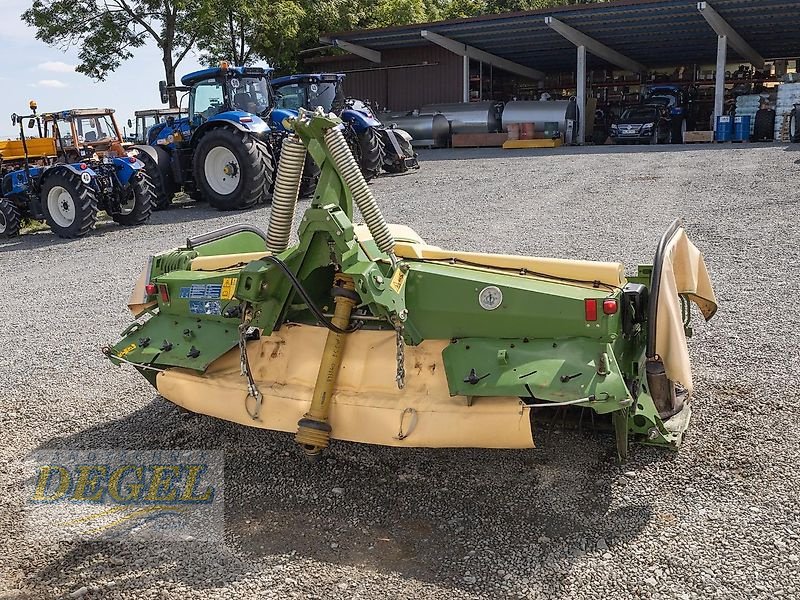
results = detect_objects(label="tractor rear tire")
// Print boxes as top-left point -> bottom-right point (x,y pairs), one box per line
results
350,127 -> 384,182
753,109 -> 775,142
41,170 -> 98,238
111,170 -> 155,227
271,135 -> 317,199
0,199 -> 21,238
194,128 -> 273,211
137,148 -> 176,210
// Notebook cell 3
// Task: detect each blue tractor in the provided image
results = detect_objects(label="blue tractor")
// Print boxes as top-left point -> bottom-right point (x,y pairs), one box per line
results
0,105 -> 154,239
133,63 -> 274,211
643,85 -> 693,143
270,73 -> 386,182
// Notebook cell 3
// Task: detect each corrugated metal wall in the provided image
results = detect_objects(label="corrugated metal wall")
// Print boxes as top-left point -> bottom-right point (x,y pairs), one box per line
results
305,45 -> 463,112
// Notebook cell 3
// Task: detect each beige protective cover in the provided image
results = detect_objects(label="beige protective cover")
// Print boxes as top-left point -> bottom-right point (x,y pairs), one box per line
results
127,269 -> 156,316
191,252 -> 270,271
353,223 -> 625,288
656,229 -> 717,392
157,325 -> 534,448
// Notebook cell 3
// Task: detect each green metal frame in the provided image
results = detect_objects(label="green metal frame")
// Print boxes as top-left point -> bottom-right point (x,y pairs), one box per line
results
106,112 -> 699,460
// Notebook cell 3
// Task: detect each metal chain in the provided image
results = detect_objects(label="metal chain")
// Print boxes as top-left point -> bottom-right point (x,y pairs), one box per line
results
238,305 -> 263,420
395,325 -> 405,389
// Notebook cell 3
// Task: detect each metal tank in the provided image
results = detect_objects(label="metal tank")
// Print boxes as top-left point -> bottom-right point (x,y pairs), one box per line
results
501,101 -> 572,135
419,102 -> 503,135
378,113 -> 450,148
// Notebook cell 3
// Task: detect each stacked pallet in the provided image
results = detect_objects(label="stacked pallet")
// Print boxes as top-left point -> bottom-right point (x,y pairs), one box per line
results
735,95 -> 764,136
774,83 -> 800,141
778,114 -> 793,143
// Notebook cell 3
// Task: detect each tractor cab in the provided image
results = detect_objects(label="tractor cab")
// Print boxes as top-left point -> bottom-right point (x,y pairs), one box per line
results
168,63 -> 273,133
41,108 -> 126,162
130,107 -> 182,144
271,73 -> 346,113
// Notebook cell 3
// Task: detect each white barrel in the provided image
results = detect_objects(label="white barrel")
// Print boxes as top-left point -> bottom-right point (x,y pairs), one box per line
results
378,113 -> 450,147
419,102 -> 503,134
501,101 -> 571,134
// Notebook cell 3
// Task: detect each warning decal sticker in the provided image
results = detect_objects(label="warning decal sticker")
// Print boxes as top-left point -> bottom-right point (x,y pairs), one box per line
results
179,283 -> 226,300
221,277 -> 237,300
189,300 -> 222,315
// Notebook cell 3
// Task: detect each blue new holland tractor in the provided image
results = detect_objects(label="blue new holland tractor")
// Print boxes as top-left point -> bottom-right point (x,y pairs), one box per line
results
0,104 -> 154,239
134,62 -> 274,211
271,73 -> 386,182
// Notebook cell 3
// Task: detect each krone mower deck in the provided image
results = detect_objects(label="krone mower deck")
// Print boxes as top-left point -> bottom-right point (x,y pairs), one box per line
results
105,110 -> 717,460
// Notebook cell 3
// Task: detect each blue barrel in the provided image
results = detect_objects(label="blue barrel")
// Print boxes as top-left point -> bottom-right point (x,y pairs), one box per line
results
716,116 -> 733,142
733,115 -> 751,141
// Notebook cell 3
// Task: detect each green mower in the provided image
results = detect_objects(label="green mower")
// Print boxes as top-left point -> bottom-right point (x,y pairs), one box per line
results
105,109 -> 717,460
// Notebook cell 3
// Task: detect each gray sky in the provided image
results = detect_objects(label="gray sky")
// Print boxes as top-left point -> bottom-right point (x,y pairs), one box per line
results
0,0 -> 207,139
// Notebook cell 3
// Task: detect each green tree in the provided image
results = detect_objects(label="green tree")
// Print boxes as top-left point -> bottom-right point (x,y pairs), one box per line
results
196,0 -> 305,68
22,0 -> 209,107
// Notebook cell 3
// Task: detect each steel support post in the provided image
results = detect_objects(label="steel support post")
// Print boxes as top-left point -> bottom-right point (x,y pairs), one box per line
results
577,45 -> 587,145
714,35 -> 727,131
462,55 -> 470,103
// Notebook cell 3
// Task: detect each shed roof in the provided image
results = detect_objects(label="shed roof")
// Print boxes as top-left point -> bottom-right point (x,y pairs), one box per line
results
326,0 -> 800,73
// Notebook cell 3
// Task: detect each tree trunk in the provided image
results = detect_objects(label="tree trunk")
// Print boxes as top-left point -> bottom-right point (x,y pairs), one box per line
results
163,55 -> 178,108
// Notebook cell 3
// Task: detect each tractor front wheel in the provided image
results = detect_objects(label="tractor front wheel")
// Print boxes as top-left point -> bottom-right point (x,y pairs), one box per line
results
194,128 -> 273,211
0,199 -> 21,238
349,127 -> 384,182
41,170 -> 98,238
136,147 -> 176,210
111,170 -> 155,226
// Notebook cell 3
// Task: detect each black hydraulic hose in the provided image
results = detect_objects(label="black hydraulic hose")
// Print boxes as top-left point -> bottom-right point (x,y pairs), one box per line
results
416,256 -> 622,292
260,255 -> 361,335
646,218 -> 683,358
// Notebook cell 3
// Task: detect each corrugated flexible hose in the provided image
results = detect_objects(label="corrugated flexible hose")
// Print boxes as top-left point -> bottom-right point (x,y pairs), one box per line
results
323,126 -> 397,260
266,134 -> 307,254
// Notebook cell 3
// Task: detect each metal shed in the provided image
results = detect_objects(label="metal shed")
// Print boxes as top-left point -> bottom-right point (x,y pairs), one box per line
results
316,0 -> 800,141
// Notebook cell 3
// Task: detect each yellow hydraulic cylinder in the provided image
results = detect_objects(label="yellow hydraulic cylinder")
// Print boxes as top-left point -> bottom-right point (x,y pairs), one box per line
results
295,275 -> 357,455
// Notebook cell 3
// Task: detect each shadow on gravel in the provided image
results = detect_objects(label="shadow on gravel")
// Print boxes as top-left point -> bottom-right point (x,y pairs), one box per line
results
30,397 -> 654,597
417,141 -> 786,163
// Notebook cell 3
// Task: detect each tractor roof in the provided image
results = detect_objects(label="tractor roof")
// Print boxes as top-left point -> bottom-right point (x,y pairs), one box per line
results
271,73 -> 345,87
181,65 -> 274,87
41,108 -> 115,120
135,107 -> 182,117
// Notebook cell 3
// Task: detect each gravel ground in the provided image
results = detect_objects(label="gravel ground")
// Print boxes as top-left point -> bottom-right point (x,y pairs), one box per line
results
1,142 -> 799,599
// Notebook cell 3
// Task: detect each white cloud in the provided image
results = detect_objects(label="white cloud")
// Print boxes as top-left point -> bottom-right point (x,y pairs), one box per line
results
36,79 -> 68,88
38,61 -> 76,73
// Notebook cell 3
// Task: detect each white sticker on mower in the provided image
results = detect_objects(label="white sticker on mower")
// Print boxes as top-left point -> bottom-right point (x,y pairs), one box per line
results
478,286 -> 503,311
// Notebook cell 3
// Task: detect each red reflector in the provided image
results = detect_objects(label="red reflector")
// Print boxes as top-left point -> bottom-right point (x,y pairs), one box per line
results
158,284 -> 170,303
239,117 -> 253,123
79,163 -> 88,170
603,299 -> 618,315
144,283 -> 157,296
584,298 -> 598,321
